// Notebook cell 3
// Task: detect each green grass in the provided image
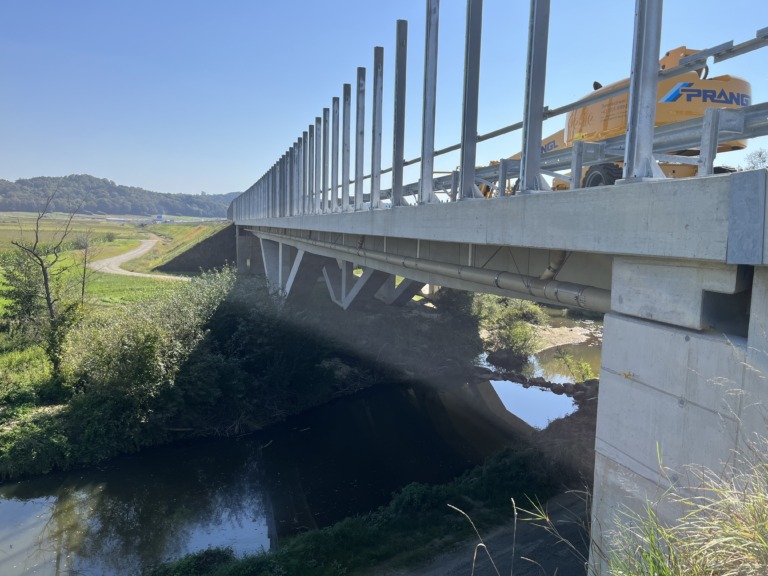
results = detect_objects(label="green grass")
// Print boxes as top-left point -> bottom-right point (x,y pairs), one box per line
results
0,337 -> 51,409
86,271 -> 175,306
0,213 -> 145,251
602,444 -> 768,576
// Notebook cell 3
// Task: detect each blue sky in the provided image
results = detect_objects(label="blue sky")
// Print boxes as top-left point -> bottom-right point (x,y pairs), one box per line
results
1,1 -> 766,195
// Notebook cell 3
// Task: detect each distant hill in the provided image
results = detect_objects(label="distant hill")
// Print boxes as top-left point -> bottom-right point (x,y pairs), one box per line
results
0,174 -> 241,218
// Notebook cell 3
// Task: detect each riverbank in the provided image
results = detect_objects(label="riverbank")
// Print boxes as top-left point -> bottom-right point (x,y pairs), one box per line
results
534,320 -> 602,352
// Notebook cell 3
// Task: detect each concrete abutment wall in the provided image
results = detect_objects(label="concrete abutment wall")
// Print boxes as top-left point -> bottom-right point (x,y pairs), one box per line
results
590,260 -> 767,572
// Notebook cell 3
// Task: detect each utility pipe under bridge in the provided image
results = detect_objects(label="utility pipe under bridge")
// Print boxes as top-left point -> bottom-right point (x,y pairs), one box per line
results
230,0 -> 768,572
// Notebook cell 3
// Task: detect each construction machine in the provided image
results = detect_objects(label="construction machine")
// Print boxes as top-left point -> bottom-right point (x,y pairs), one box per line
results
485,46 -> 751,195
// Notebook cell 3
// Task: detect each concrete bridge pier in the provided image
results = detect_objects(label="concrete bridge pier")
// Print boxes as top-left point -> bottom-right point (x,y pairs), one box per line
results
590,257 -> 767,572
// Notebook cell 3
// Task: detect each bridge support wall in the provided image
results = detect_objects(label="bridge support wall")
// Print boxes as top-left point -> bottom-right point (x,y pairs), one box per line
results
590,260 -> 766,573
236,225 -> 263,275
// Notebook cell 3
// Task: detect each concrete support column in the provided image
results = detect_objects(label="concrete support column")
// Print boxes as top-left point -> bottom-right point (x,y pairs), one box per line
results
590,257 -> 762,573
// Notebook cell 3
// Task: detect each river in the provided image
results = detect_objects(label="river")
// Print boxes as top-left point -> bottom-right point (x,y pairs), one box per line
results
0,319 -> 600,575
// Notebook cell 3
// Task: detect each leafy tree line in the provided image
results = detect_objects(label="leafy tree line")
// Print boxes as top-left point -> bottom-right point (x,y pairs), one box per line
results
0,174 -> 240,217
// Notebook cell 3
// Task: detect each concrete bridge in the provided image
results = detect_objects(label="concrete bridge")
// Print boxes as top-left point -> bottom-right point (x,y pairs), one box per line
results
229,0 -> 768,571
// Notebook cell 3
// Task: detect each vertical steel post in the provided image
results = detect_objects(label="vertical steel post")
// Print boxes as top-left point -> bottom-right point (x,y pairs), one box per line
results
315,116 -> 322,213
342,83 -> 352,211
420,0 -> 439,204
355,67 -> 366,211
279,156 -> 285,217
498,158 -> 508,197
280,156 -> 285,217
332,96 -> 340,212
265,167 -> 270,218
283,153 -> 289,217
392,20 -> 408,207
292,142 -> 299,216
519,0 -> 550,193
274,161 -> 280,217
371,47 -> 384,209
302,130 -> 309,215
623,0 -> 664,180
322,107 -> 330,213
458,0 -> 483,199
285,149 -> 291,217
697,107 -> 720,176
570,140 -> 585,189
308,125 -> 315,214
274,160 -> 280,217
293,138 -> 304,216
287,151 -> 291,215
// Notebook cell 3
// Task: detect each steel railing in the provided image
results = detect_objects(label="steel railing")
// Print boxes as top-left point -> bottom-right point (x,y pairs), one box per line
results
228,1 -> 768,223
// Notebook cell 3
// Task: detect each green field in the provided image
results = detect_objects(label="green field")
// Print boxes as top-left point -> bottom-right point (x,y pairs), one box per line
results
0,214 -> 229,305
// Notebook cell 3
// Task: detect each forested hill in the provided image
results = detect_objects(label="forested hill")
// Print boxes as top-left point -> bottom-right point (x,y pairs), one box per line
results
0,175 -> 240,218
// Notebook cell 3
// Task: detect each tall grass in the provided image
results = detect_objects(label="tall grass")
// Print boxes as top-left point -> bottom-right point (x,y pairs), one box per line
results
520,436 -> 768,576
605,439 -> 768,576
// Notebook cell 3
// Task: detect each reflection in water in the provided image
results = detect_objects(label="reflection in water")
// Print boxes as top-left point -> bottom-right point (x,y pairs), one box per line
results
0,439 -> 269,575
258,380 -> 533,544
531,343 -> 602,383
0,376 -> 558,575
490,381 -> 575,429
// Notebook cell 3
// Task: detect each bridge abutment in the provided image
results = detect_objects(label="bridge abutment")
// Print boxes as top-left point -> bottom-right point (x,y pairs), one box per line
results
590,259 -> 765,573
236,225 -> 262,275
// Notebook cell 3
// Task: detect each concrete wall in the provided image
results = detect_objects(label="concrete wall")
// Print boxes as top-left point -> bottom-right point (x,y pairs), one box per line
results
156,224 -> 236,273
236,227 -> 263,275
589,259 -> 766,573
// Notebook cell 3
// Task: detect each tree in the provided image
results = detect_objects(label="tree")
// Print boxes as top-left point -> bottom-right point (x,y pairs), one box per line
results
0,192 -> 83,375
743,148 -> 768,170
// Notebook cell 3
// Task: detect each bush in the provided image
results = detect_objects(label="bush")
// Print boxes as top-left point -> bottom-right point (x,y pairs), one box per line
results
473,294 -> 542,356
0,269 -> 237,480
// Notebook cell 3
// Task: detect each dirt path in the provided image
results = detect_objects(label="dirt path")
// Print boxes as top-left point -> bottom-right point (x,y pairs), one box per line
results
88,236 -> 189,281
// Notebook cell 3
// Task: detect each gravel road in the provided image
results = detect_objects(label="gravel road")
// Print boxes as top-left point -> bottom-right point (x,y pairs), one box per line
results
88,237 -> 189,281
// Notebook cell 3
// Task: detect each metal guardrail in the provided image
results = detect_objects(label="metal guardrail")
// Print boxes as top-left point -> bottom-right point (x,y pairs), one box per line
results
229,1 -> 768,222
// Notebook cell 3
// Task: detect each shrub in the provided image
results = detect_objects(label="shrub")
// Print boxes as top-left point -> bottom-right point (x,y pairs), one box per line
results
472,294 -> 542,357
